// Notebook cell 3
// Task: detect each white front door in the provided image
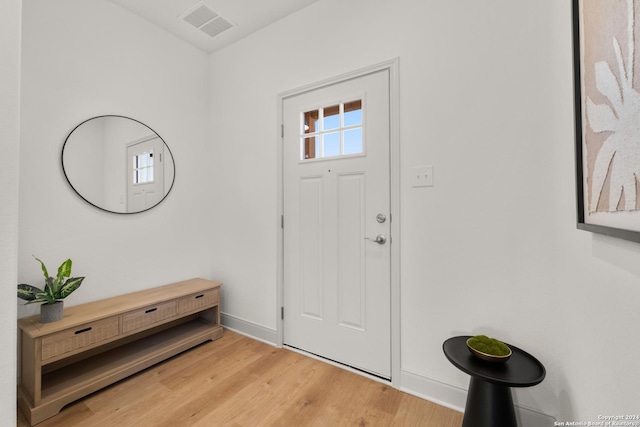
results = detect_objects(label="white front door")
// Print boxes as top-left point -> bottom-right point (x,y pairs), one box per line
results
283,69 -> 391,378
127,136 -> 164,212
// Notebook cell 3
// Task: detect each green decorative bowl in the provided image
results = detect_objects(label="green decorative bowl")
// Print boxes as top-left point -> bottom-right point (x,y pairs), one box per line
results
466,336 -> 512,363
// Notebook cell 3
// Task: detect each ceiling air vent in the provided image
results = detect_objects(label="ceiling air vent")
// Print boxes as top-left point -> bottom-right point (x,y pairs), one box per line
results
180,2 -> 234,39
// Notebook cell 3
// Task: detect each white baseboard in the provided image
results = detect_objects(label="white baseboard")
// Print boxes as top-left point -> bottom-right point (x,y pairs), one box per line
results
399,370 -> 556,426
400,370 -> 467,413
515,405 -> 557,427
220,312 -> 278,346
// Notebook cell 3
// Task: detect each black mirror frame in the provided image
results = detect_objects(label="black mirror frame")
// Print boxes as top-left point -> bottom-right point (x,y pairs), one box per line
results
61,115 -> 176,214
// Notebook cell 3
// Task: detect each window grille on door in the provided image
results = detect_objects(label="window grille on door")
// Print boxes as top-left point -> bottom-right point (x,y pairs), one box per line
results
301,99 -> 363,160
133,150 -> 154,184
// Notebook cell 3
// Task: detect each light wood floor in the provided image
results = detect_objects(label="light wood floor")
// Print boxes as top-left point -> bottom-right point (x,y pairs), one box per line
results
18,330 -> 463,427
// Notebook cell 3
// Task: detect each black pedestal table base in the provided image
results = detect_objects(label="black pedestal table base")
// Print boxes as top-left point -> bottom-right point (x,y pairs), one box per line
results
462,377 -> 517,427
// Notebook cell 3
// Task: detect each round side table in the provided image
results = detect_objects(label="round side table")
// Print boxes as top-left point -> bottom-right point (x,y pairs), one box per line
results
443,336 -> 545,427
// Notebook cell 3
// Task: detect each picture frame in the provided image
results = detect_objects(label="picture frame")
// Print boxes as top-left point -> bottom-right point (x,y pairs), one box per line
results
573,0 -> 640,243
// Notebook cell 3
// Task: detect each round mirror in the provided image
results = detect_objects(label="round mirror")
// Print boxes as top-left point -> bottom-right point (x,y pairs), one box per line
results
62,115 -> 175,214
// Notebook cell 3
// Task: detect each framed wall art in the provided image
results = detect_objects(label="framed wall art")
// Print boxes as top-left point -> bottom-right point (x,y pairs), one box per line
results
573,0 -> 640,243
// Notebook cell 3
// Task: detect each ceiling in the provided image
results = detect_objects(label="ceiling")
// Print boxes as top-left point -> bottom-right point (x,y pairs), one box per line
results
107,0 -> 320,53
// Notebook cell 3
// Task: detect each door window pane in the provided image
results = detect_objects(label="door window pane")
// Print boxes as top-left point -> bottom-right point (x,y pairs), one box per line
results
323,132 -> 340,157
344,100 -> 362,127
323,105 -> 340,131
304,136 -> 319,159
304,110 -> 319,134
343,128 -> 363,155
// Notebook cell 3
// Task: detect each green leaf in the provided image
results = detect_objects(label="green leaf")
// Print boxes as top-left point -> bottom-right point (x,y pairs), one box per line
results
25,294 -> 50,305
34,256 -> 49,281
53,259 -> 72,295
59,277 -> 84,299
17,284 -> 44,301
57,259 -> 72,280
44,277 -> 57,300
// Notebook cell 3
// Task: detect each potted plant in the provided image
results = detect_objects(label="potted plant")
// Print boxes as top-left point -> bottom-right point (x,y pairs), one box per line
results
17,256 -> 85,323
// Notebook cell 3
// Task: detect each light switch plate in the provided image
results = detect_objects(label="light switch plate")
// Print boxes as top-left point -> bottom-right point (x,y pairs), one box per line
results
412,166 -> 434,187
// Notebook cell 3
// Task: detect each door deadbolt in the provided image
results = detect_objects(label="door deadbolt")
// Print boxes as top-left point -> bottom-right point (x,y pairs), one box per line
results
376,213 -> 387,223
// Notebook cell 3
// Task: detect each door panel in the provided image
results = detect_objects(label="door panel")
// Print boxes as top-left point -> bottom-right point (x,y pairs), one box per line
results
300,176 -> 323,319
283,69 -> 391,378
337,173 -> 365,330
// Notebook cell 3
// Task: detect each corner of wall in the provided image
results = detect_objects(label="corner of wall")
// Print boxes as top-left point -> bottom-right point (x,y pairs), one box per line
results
0,0 -> 21,424
221,312 -> 279,346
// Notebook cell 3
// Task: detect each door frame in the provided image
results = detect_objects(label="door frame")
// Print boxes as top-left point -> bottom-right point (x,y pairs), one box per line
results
276,58 -> 401,385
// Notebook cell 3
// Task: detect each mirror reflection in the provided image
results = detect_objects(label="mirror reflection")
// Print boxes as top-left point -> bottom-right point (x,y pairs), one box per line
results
62,116 -> 175,214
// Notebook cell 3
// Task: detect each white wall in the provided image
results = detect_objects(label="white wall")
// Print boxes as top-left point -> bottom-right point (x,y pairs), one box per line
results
19,0 -> 214,316
0,0 -> 21,423
208,0 -> 640,421
13,0 -> 640,423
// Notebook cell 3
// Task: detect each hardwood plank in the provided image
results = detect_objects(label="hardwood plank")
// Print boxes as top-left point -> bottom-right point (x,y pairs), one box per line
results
79,335 -> 267,427
192,349 -> 318,426
17,331 -> 463,427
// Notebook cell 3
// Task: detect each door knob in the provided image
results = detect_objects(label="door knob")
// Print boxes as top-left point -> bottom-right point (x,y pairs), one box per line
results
364,234 -> 386,244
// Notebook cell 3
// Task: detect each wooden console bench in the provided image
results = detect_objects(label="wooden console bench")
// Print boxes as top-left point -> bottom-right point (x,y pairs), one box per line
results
17,278 -> 223,425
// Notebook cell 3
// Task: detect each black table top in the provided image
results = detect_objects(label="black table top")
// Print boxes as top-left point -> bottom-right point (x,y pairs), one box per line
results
443,336 -> 545,388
